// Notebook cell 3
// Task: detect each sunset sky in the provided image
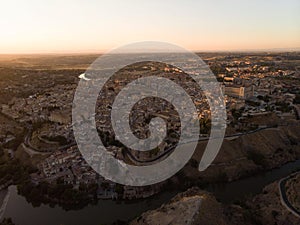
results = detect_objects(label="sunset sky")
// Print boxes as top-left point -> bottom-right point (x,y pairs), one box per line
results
1,0 -> 299,53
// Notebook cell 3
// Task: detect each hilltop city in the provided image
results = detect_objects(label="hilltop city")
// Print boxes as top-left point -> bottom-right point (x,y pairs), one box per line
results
0,52 -> 299,224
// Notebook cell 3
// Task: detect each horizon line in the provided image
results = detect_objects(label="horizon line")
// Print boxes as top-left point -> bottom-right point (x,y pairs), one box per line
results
1,47 -> 300,55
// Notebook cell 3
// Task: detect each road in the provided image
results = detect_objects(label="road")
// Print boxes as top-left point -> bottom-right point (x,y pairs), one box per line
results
125,124 -> 285,164
23,125 -> 76,154
21,122 -> 300,164
278,172 -> 300,218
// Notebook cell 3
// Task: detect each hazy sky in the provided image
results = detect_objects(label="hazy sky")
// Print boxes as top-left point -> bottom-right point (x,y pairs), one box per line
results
1,0 -> 299,53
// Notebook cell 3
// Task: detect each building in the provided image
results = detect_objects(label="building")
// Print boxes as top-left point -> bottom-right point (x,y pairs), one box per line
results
222,78 -> 254,99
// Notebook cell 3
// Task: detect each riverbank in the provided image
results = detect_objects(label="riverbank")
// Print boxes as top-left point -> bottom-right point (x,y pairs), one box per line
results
0,159 -> 299,225
244,172 -> 300,225
130,165 -> 300,225
0,185 -> 177,225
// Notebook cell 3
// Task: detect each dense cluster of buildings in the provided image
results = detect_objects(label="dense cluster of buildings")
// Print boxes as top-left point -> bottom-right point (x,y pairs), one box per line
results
217,59 -> 299,126
1,54 -> 299,201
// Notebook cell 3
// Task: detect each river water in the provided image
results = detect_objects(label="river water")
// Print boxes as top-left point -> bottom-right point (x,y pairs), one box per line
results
206,159 -> 300,203
1,159 -> 300,225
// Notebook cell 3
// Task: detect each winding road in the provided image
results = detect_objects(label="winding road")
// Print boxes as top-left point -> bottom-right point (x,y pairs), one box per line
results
23,125 -> 76,154
278,172 -> 300,218
125,124 -> 285,164
21,122 -> 300,166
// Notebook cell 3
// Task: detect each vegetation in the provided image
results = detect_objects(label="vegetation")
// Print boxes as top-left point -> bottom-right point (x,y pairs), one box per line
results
217,171 -> 229,182
0,147 -> 35,186
257,95 -> 270,103
40,135 -> 68,145
246,151 -> 266,166
115,184 -> 124,197
189,159 -> 199,168
199,118 -> 211,134
18,179 -> 98,210
294,94 -> 300,104
246,100 -> 260,107
0,218 -> 15,225
231,109 -> 242,121
275,101 -> 292,113
149,147 -> 160,157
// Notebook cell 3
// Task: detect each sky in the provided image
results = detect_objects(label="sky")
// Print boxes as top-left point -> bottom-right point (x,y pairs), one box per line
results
0,0 -> 299,53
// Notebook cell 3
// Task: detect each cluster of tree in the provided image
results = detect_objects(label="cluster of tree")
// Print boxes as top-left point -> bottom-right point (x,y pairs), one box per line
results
0,218 -> 15,225
0,148 -> 35,186
199,118 -> 211,134
257,95 -> 270,103
275,101 -> 292,113
209,65 -> 227,76
115,183 -> 124,197
246,100 -> 260,107
98,130 -> 123,148
18,179 -> 98,210
231,108 -> 242,121
246,151 -> 266,167
294,94 -> 300,104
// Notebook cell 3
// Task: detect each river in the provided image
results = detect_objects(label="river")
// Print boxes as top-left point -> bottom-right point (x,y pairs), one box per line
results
0,159 -> 300,225
206,159 -> 300,203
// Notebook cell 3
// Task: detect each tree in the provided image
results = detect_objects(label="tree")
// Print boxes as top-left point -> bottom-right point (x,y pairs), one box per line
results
0,218 -> 15,225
